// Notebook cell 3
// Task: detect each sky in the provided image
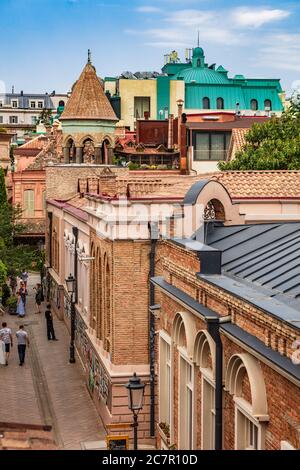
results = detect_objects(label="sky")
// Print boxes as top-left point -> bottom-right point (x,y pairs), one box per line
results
0,0 -> 300,95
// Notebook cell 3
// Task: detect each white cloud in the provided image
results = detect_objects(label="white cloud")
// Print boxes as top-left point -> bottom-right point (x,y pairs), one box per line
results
136,6 -> 161,13
165,9 -> 213,26
232,7 -> 290,28
257,34 -> 300,73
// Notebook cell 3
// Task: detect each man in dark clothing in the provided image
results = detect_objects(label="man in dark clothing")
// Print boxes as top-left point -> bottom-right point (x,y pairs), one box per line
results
45,304 -> 58,341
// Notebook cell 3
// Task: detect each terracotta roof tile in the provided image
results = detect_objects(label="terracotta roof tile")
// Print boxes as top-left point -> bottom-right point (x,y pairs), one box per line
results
212,170 -> 300,198
60,63 -> 117,121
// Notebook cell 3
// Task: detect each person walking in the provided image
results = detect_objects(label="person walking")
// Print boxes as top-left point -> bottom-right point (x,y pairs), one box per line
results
16,282 -> 26,318
0,322 -> 13,366
16,325 -> 30,366
9,274 -> 17,296
21,269 -> 29,289
45,305 -> 58,341
34,283 -> 43,314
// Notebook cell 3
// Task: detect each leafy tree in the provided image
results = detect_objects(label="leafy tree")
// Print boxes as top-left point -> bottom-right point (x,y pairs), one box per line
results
37,108 -> 52,126
219,96 -> 300,171
0,168 -> 7,205
0,170 -> 37,277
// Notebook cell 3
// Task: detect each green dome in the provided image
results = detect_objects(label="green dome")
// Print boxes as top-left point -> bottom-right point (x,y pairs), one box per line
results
176,66 -> 230,85
193,47 -> 204,58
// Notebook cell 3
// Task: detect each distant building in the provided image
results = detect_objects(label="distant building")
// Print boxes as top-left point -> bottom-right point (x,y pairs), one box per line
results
60,56 -> 117,165
105,45 -> 284,131
0,90 -> 68,141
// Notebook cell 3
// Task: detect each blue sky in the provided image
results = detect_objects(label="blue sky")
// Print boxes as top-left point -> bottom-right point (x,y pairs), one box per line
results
0,0 -> 299,95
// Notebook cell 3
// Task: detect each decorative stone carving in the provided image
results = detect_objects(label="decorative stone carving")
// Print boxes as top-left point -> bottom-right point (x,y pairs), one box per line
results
83,140 -> 95,164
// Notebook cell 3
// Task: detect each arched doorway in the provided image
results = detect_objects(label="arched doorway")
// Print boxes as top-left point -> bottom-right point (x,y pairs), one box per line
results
65,138 -> 76,164
101,138 -> 112,165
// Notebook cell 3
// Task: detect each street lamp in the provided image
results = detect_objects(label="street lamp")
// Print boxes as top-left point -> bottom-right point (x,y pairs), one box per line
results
65,273 -> 76,364
125,372 -> 145,450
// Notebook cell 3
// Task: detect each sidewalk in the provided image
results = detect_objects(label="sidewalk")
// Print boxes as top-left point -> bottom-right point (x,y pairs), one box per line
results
0,273 -> 105,449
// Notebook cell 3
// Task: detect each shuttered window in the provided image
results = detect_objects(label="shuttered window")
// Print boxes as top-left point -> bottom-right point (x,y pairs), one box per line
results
24,190 -> 35,217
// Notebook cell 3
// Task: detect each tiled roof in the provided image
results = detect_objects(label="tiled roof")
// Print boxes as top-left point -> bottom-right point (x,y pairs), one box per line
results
15,136 -> 47,151
0,422 -> 57,450
60,63 -> 117,121
227,128 -> 248,160
212,171 -> 300,198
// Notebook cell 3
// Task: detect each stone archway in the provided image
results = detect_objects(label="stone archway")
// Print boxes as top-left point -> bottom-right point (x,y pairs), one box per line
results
101,137 -> 113,165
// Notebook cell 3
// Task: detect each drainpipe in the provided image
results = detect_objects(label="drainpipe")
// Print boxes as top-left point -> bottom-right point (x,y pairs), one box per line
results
207,315 -> 231,450
148,222 -> 159,437
207,318 -> 223,450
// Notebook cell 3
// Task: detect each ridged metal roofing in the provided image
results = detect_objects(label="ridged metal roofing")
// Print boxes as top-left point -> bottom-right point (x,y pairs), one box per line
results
176,67 -> 230,84
207,223 -> 300,303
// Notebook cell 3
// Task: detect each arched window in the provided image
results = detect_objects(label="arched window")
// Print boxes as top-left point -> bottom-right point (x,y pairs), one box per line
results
250,99 -> 258,111
197,59 -> 201,67
58,100 -> 65,107
216,97 -> 224,109
264,99 -> 272,111
203,97 -> 210,109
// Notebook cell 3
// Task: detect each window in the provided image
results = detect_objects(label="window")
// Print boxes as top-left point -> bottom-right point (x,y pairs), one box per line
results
264,99 -> 272,111
179,356 -> 194,449
134,97 -> 150,119
12,100 -> 18,108
24,190 -> 35,217
202,97 -> 210,109
58,100 -> 65,107
0,116 -> 3,124
194,132 -> 231,161
9,116 -> 18,124
236,408 -> 259,450
202,377 -> 215,449
216,97 -> 224,109
38,101 -> 43,108
30,101 -> 36,108
250,99 -> 258,111
159,335 -> 172,427
31,116 -> 37,125
0,102 -> 3,107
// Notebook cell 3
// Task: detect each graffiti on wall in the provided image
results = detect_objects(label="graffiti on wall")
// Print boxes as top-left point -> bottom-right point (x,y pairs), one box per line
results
75,314 -> 111,410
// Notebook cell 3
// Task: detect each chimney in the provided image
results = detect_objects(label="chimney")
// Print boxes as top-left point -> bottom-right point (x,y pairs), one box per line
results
12,85 -> 15,94
177,99 -> 184,150
168,114 -> 174,149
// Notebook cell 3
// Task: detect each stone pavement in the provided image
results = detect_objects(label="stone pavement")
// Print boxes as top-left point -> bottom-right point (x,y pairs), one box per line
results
0,273 -> 105,449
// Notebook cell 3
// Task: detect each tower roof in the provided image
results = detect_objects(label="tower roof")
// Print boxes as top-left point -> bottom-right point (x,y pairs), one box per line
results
60,61 -> 117,121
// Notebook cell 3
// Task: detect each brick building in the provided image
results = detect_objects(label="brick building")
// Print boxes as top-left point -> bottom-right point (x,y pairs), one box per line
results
45,165 -> 300,449
153,178 -> 300,450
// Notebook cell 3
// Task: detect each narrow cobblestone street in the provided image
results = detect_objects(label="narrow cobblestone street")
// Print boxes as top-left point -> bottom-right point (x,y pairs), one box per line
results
0,273 -> 105,449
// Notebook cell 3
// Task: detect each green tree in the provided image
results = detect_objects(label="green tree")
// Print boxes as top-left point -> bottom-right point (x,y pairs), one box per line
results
0,167 -> 7,205
219,96 -> 300,171
37,108 -> 52,126
0,170 -> 36,277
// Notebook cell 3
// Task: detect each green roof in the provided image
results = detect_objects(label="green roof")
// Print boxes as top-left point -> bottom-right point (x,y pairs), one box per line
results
176,66 -> 230,85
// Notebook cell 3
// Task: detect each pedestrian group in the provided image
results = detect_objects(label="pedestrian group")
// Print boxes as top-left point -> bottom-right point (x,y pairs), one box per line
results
0,271 -> 58,367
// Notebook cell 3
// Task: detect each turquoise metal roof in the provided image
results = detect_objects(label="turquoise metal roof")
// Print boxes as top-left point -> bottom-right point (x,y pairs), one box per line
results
176,66 -> 230,85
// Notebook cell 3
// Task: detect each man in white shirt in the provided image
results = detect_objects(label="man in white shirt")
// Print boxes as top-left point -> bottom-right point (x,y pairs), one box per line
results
16,325 -> 30,366
0,322 -> 13,366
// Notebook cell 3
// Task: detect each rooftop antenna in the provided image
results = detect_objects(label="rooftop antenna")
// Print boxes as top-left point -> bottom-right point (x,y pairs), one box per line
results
87,49 -> 91,64
197,30 -> 200,47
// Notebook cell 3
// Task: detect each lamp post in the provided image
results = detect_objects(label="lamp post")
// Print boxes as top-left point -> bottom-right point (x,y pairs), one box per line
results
125,372 -> 145,450
65,273 -> 76,364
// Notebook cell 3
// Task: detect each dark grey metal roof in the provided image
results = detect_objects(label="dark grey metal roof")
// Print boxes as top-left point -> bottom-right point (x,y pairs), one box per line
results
151,276 -> 219,320
207,222 -> 300,306
0,93 -> 54,109
221,323 -> 300,384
